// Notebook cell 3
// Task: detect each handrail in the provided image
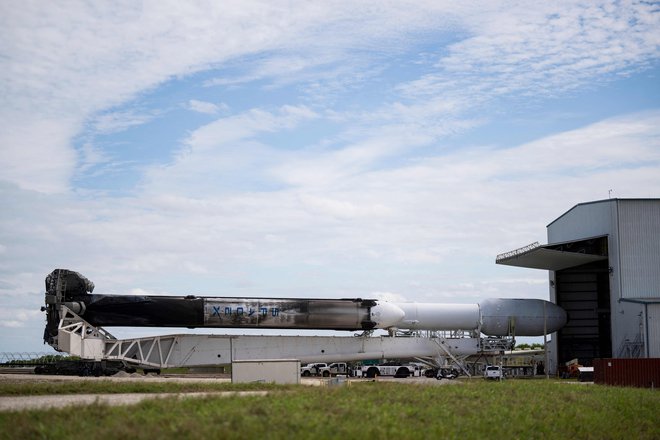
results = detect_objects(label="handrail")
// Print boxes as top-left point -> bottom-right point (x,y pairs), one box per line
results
496,242 -> 540,262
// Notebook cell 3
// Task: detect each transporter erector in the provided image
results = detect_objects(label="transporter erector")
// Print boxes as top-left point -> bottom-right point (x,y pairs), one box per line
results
42,269 -> 566,374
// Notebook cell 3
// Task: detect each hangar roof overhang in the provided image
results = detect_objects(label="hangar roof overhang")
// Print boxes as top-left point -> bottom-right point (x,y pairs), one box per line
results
496,241 -> 608,271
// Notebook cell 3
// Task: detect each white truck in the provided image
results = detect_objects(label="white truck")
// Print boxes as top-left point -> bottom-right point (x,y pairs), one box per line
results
361,362 -> 422,378
300,363 -> 327,376
483,365 -> 504,380
317,362 -> 349,377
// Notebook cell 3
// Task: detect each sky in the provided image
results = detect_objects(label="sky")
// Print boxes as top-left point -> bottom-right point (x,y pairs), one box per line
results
1,1 -> 659,354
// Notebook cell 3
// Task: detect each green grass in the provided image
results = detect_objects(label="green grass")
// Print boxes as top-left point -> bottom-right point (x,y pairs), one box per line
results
1,380 -> 658,439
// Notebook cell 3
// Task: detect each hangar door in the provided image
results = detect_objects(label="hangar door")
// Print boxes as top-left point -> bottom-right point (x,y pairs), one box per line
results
555,259 -> 612,366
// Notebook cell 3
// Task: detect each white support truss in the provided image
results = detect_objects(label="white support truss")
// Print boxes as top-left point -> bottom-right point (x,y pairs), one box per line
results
56,306 -> 116,360
57,310 -> 511,370
432,337 -> 473,377
104,336 -> 179,368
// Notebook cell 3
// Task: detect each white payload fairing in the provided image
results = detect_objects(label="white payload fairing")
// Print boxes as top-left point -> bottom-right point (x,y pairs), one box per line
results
371,298 -> 566,336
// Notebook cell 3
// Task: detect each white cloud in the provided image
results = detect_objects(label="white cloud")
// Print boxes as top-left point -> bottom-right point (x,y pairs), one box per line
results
1,1 -> 657,194
78,142 -> 112,173
3,110 -> 657,291
92,109 -> 158,134
372,291 -> 410,303
399,2 -> 660,102
139,105 -> 320,196
0,1 -> 329,192
187,100 -> 227,115
298,194 -> 392,220
0,308 -> 41,329
184,105 -> 318,151
0,113 -> 79,193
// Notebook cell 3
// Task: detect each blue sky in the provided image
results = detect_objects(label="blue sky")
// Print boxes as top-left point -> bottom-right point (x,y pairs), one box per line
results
1,1 -> 659,353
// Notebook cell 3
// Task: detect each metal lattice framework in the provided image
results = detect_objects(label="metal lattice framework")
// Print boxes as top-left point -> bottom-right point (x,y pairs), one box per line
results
496,242 -> 540,262
104,336 -> 179,368
54,305 -> 516,375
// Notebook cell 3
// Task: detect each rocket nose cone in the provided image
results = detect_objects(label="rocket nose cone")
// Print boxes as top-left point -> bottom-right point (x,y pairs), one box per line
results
371,302 -> 405,328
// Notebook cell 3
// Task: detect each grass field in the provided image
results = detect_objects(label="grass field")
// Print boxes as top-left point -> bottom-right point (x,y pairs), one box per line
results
1,379 -> 658,439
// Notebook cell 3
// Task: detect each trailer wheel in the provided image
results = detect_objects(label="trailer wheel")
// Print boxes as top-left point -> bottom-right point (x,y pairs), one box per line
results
366,367 -> 379,378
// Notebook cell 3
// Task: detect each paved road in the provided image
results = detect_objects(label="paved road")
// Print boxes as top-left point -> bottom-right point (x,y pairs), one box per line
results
0,373 -> 458,411
0,373 -> 269,411
0,390 -> 269,412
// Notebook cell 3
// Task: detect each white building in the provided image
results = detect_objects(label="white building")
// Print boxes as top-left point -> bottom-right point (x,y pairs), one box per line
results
497,199 -> 660,373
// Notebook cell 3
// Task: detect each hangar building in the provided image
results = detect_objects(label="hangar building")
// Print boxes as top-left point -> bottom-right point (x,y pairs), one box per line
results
497,198 -> 660,373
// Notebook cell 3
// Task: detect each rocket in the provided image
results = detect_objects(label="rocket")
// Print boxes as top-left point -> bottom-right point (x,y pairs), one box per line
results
43,269 -> 567,346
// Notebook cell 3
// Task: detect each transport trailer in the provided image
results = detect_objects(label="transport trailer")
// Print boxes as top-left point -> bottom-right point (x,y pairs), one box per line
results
34,359 -> 130,377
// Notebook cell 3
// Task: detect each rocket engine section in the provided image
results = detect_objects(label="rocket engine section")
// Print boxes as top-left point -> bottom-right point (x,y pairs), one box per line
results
42,269 -> 566,350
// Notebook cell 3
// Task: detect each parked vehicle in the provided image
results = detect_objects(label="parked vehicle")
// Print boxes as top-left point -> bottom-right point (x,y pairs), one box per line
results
435,367 -> 460,380
483,365 -> 504,380
300,363 -> 327,376
318,362 -> 349,377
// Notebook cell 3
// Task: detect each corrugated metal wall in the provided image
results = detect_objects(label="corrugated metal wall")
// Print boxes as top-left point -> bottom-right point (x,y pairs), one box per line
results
593,358 -> 660,388
547,200 -> 614,244
648,304 -> 660,358
618,200 -> 660,299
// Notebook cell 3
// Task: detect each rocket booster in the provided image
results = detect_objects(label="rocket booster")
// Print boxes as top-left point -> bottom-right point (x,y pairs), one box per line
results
43,270 -> 567,344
